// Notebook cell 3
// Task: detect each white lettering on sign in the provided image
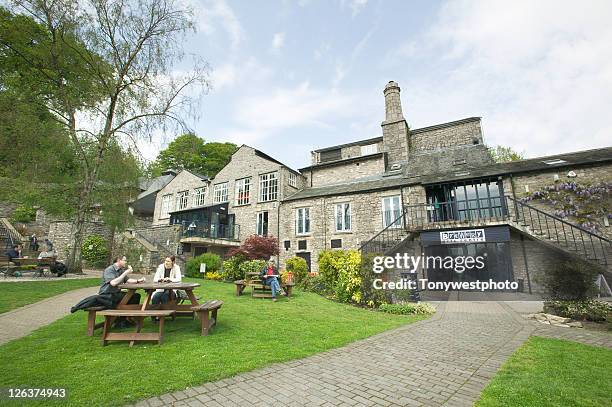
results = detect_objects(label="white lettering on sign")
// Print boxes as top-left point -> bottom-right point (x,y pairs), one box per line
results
440,229 -> 486,244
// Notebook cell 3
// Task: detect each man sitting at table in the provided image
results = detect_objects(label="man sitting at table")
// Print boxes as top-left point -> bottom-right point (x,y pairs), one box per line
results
5,244 -> 22,266
152,255 -> 182,305
99,255 -> 144,309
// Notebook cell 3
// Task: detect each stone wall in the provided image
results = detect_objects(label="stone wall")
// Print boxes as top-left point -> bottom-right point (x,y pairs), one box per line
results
153,170 -> 209,225
48,220 -> 113,263
409,119 -> 484,154
0,203 -> 16,218
406,145 -> 494,177
307,156 -> 385,188
279,187 -> 403,272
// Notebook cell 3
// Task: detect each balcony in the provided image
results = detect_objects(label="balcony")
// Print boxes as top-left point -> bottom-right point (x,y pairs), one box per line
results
180,224 -> 241,247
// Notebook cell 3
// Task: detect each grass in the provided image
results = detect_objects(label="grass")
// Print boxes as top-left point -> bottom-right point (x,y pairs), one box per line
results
476,336 -> 612,407
0,279 -> 425,406
0,279 -> 100,314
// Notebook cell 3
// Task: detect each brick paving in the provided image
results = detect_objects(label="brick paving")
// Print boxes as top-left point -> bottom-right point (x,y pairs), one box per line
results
136,301 -> 555,407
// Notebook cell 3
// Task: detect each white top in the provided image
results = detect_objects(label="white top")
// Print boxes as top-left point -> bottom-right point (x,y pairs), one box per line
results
153,263 -> 182,294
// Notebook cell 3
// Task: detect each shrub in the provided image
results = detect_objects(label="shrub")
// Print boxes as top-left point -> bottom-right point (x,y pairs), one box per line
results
543,299 -> 612,322
11,205 -> 36,223
285,256 -> 308,283
318,250 -> 363,304
222,254 -> 246,281
359,252 -> 390,307
299,274 -> 328,295
379,302 -> 436,315
81,235 -> 109,268
204,271 -> 223,281
239,259 -> 266,277
543,261 -> 598,300
186,253 -> 222,278
227,234 -> 279,260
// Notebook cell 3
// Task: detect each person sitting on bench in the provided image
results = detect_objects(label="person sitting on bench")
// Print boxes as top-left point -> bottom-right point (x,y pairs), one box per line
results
5,244 -> 22,266
152,255 -> 182,305
259,258 -> 285,302
99,255 -> 144,327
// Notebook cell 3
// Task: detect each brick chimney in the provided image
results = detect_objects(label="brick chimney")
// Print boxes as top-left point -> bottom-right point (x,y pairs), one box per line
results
381,81 -> 409,168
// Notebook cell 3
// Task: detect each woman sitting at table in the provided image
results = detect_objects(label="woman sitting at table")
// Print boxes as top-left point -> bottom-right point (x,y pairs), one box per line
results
152,255 -> 182,305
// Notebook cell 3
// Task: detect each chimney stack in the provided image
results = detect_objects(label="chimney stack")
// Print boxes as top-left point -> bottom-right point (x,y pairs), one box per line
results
381,81 -> 409,169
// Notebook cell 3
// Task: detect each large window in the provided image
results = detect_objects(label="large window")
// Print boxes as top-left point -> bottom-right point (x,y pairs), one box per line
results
426,179 -> 505,222
259,172 -> 278,202
256,211 -> 269,236
160,194 -> 173,218
176,190 -> 189,210
193,187 -> 206,207
213,182 -> 228,203
235,177 -> 251,206
360,143 -> 378,155
382,196 -> 402,228
296,207 -> 310,235
288,172 -> 297,188
335,203 -> 351,232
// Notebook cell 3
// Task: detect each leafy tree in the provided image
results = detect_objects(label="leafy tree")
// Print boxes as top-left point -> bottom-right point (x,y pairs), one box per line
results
149,133 -> 237,177
488,145 -> 525,163
2,0 -> 208,272
227,235 -> 279,260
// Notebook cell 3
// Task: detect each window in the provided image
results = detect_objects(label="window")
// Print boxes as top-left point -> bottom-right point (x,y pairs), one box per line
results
298,240 -> 307,250
296,207 -> 310,235
213,182 -> 228,203
160,194 -> 173,218
382,196 -> 401,228
542,159 -> 568,165
176,190 -> 189,210
193,187 -> 206,207
360,144 -> 378,156
235,177 -> 251,205
256,211 -> 269,236
335,203 -> 351,232
259,172 -> 278,202
331,239 -> 342,248
288,172 -> 297,188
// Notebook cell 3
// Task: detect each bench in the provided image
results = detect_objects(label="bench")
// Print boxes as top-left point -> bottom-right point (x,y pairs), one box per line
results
85,306 -> 106,336
191,300 -> 223,336
0,256 -> 56,277
234,280 -> 246,296
247,274 -> 295,299
98,309 -> 176,346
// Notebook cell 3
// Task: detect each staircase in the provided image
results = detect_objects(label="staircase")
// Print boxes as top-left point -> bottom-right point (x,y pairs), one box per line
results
129,229 -> 187,268
0,218 -> 23,252
359,196 -> 612,284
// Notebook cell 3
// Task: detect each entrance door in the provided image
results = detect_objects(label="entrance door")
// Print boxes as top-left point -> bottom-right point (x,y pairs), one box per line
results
296,252 -> 311,272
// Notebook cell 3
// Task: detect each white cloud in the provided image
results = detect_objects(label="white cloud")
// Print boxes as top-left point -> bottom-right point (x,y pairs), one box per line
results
271,32 -> 285,51
194,0 -> 245,49
314,42 -> 331,60
210,57 -> 273,90
342,0 -> 369,17
394,0 -> 612,157
221,82 -> 374,144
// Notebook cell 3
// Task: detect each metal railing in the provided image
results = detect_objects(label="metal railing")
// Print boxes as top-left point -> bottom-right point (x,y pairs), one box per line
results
359,210 -> 409,254
507,196 -> 611,268
182,223 -> 241,241
403,199 -> 509,229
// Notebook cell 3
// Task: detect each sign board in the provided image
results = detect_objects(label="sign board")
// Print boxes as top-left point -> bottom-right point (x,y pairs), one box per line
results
199,263 -> 206,274
440,229 -> 486,244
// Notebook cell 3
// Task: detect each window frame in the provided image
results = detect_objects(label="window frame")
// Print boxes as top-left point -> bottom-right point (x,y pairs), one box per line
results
176,190 -> 189,211
382,195 -> 402,228
213,182 -> 229,203
288,172 -> 297,188
256,211 -> 269,236
360,143 -> 378,156
193,187 -> 207,207
259,172 -> 279,202
160,193 -> 174,219
334,202 -> 352,232
234,177 -> 251,206
296,207 -> 311,235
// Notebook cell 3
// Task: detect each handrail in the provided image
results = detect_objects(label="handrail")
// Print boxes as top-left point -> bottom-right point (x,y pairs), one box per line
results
359,210 -> 406,252
507,196 -> 611,243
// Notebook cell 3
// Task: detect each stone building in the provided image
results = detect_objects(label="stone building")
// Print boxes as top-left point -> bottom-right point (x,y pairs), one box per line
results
145,81 -> 611,296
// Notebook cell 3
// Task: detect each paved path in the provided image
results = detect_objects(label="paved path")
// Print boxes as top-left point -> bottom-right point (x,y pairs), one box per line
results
135,301 -> 612,407
0,286 -> 99,345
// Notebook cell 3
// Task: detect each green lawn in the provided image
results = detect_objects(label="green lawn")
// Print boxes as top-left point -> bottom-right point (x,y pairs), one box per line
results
0,279 -> 424,406
476,336 -> 612,407
0,279 -> 100,314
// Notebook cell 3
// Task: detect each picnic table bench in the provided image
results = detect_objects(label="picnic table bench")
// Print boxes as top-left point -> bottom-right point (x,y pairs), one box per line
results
238,272 -> 295,298
99,309 -> 175,346
191,300 -> 223,336
0,256 -> 57,277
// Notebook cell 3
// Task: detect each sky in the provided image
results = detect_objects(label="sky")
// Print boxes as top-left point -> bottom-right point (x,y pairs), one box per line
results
139,0 -> 612,171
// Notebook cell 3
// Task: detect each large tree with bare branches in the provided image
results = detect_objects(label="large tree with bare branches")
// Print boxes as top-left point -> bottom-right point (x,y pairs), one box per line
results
3,0 -> 208,272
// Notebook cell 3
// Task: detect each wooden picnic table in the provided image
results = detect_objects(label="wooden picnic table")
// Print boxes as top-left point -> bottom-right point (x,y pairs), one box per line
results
117,282 -> 201,315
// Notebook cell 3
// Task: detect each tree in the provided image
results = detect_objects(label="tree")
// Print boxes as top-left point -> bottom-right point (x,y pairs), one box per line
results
488,145 -> 525,163
3,0 -> 208,272
227,235 -> 279,260
148,133 -> 236,177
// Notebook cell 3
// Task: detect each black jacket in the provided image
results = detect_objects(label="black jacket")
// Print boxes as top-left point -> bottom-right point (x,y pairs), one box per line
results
70,294 -> 114,313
